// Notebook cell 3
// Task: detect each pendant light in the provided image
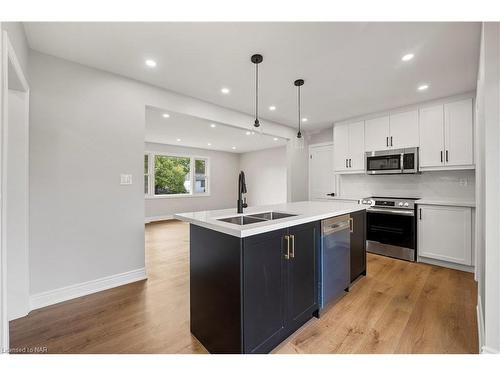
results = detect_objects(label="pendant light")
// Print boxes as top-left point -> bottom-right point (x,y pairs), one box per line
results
251,54 -> 263,128
294,79 -> 305,149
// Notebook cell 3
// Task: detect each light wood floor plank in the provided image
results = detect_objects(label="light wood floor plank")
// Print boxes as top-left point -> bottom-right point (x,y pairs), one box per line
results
9,220 -> 478,354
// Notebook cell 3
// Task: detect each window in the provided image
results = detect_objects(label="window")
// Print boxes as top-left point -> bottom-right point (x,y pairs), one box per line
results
144,152 -> 209,198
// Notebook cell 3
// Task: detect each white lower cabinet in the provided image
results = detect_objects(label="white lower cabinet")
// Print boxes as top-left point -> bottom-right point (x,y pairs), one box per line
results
417,204 -> 472,266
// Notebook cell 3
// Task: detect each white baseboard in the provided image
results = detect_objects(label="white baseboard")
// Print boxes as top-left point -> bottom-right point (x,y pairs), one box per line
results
30,268 -> 147,310
145,215 -> 174,223
417,256 -> 474,273
477,295 -> 485,352
482,346 -> 500,354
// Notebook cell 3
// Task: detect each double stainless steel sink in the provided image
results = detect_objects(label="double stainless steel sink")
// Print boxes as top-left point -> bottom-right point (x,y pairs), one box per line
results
217,211 -> 297,225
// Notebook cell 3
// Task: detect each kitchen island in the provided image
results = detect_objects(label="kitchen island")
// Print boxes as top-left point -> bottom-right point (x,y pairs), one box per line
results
174,201 -> 365,354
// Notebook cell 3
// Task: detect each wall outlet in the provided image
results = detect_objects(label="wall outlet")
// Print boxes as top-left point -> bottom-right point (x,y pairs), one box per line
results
459,178 -> 468,187
120,174 -> 133,185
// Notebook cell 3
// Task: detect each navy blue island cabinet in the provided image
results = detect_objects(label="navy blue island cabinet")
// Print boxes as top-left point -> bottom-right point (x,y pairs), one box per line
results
189,220 -> 320,354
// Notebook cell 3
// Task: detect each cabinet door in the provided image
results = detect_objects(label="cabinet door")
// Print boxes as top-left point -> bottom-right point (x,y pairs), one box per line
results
444,98 -> 474,167
417,205 -> 472,265
287,222 -> 318,325
365,116 -> 390,152
390,110 -> 419,149
350,210 -> 366,283
333,123 -> 350,171
419,105 -> 445,168
348,121 -> 365,171
243,229 -> 287,353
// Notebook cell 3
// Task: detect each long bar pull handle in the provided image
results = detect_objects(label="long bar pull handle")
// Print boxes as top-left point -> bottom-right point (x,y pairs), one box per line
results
446,150 -> 449,163
349,217 -> 354,233
349,159 -> 352,168
441,151 -> 443,163
284,235 -> 290,260
346,158 -> 348,168
386,137 -> 388,147
419,208 -> 422,220
390,136 -> 393,147
290,234 -> 295,259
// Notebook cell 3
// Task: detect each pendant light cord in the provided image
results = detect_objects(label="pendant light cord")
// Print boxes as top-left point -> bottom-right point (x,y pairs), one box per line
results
298,84 -> 301,136
255,63 -> 259,122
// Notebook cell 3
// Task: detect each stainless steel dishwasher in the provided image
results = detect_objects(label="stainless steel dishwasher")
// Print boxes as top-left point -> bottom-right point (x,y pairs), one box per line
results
319,214 -> 351,311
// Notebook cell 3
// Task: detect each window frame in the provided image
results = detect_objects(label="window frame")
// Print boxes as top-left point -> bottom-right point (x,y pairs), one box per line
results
144,151 -> 210,199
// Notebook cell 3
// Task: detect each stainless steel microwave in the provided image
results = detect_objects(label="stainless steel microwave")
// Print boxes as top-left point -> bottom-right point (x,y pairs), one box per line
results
365,147 -> 419,174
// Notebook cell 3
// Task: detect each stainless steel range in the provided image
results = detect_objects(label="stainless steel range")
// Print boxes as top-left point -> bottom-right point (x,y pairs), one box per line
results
360,196 -> 418,261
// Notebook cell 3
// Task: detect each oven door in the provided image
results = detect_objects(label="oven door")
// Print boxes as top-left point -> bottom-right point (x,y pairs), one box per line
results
366,208 -> 416,261
365,151 -> 403,174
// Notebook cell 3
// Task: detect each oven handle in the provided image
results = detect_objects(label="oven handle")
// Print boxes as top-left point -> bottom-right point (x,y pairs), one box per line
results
367,208 -> 415,216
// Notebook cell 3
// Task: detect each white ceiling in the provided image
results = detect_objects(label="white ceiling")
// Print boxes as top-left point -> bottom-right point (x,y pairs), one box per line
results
24,22 -> 481,131
145,106 -> 287,153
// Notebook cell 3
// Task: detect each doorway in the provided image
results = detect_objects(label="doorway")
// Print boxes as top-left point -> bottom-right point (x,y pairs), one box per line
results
309,143 -> 335,201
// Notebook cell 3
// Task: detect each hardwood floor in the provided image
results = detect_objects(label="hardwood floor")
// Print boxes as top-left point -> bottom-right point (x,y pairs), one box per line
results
9,220 -> 478,354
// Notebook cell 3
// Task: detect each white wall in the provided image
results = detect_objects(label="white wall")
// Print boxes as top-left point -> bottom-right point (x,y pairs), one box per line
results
287,139 -> 309,202
145,142 -> 240,219
338,170 -> 476,201
28,50 -> 299,299
308,128 -> 333,145
240,146 -> 287,206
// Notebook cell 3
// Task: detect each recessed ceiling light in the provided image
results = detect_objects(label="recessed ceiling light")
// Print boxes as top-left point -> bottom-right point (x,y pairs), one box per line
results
145,59 -> 157,68
418,84 -> 429,91
231,146 -> 236,150
207,143 -> 212,146
273,137 -> 278,141
176,138 -> 181,142
269,105 -> 276,111
210,123 -> 216,128
245,131 -> 252,135
302,118 -> 308,122
401,53 -> 414,62
221,87 -> 230,94
162,113 -> 170,118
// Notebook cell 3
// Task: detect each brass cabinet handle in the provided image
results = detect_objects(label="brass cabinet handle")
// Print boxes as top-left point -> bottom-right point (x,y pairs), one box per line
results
290,234 -> 295,259
349,217 -> 353,233
284,235 -> 290,259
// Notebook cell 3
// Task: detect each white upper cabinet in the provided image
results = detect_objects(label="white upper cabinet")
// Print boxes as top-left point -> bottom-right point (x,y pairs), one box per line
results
365,112 -> 419,151
389,110 -> 419,149
444,98 -> 474,167
419,105 -> 445,168
419,98 -> 474,170
348,121 -> 365,171
364,116 -> 390,152
333,121 -> 365,173
333,123 -> 350,172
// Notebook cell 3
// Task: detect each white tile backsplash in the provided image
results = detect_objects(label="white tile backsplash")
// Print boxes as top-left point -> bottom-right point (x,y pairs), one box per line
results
339,170 -> 475,200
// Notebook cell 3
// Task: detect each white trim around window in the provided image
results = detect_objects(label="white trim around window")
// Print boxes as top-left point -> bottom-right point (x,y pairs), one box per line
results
144,151 -> 210,199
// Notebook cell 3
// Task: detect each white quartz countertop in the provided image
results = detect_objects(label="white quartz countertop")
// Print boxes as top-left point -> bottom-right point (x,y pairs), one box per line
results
174,201 -> 365,238
416,198 -> 475,207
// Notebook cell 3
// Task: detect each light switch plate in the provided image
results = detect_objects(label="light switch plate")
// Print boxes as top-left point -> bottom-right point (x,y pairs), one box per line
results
120,174 -> 133,185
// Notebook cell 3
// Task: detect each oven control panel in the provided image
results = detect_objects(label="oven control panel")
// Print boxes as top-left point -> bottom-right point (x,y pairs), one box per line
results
361,197 -> 417,210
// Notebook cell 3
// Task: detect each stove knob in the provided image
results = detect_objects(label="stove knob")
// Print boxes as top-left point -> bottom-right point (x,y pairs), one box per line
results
404,202 -> 409,207
398,202 -> 404,207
